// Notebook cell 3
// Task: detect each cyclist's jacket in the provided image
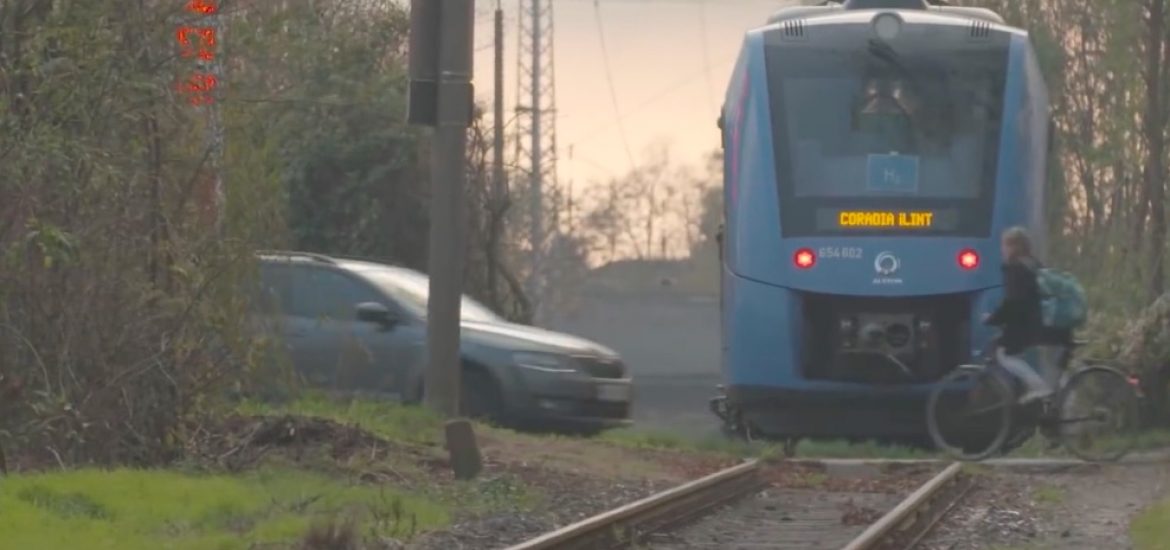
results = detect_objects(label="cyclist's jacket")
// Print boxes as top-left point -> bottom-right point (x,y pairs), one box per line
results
986,257 -> 1043,355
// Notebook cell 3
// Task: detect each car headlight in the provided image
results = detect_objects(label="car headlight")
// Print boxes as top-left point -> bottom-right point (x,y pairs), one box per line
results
513,352 -> 578,374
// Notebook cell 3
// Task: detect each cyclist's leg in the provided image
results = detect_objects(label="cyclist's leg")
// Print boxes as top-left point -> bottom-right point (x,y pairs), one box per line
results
1034,345 -> 1064,389
996,348 -> 1051,402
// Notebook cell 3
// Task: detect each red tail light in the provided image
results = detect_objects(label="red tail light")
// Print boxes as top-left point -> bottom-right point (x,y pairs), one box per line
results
958,249 -> 979,270
794,248 -> 816,269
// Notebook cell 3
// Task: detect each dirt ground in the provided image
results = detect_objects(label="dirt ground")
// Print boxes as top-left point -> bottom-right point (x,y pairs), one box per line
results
185,414 -> 741,549
924,463 -> 1170,550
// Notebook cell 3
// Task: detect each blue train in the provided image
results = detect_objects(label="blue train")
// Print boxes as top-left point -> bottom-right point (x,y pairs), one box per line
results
711,0 -> 1053,445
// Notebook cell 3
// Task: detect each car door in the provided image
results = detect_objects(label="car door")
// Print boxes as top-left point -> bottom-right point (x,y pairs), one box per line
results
281,265 -> 377,389
369,302 -> 427,400
303,266 -> 434,394
339,272 -> 426,398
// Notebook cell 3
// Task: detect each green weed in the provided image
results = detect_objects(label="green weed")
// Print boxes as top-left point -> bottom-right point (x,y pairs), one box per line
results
236,391 -> 444,446
1031,485 -> 1066,506
1132,498 -> 1170,550
0,467 -> 449,550
599,428 -> 760,457
794,439 -> 936,459
599,427 -> 943,460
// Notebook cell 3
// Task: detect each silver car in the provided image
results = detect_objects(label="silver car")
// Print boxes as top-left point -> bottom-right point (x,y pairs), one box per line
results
253,251 -> 633,432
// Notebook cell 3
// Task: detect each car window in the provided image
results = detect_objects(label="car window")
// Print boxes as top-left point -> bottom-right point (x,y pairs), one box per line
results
292,267 -> 383,320
259,263 -> 383,320
257,263 -> 295,315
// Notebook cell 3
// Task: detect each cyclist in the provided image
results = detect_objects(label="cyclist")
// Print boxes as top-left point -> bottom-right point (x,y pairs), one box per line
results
983,226 -> 1071,404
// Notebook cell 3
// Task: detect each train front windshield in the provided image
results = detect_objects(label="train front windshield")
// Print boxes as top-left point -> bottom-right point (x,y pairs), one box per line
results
765,38 -> 1009,237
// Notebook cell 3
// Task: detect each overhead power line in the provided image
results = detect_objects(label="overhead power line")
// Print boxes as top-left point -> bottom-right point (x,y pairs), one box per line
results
592,0 -> 636,170
569,60 -> 733,147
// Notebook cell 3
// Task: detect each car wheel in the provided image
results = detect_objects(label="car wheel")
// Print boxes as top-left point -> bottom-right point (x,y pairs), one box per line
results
460,368 -> 506,424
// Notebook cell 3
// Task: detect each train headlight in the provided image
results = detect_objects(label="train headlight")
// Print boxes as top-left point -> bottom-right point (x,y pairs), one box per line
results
873,13 -> 902,41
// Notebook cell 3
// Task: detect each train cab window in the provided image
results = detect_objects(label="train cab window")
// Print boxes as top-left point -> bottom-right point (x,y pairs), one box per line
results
763,28 -> 1011,237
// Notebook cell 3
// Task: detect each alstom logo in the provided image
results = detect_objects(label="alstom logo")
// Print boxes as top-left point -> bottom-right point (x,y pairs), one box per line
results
874,251 -> 900,276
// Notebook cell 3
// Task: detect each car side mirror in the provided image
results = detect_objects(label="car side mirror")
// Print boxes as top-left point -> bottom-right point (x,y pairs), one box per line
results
356,302 -> 397,328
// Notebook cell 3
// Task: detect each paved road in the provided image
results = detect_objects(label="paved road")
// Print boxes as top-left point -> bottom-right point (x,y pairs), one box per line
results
630,373 -> 724,438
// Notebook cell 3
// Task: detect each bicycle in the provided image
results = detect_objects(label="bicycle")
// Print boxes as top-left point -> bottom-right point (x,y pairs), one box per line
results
926,336 -> 1141,462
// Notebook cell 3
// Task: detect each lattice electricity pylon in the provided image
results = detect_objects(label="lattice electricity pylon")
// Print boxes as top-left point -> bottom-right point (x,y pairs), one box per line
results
514,0 -> 559,319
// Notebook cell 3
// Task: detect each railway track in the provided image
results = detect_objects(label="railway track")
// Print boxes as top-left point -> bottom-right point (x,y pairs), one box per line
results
505,460 -> 974,550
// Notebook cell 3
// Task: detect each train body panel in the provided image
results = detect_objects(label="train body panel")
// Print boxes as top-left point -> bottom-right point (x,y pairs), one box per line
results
718,1 -> 1052,440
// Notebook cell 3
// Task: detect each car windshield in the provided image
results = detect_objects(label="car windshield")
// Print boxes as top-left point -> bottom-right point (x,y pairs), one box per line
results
359,268 -> 502,323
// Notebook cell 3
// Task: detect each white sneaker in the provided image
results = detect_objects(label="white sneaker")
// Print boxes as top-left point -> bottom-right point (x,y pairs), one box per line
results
1018,387 -> 1052,404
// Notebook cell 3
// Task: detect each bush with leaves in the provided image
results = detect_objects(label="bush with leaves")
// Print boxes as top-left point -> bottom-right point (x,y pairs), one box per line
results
0,0 -> 537,469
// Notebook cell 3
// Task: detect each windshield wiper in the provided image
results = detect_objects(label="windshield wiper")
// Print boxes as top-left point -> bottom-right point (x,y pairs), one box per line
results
867,39 -> 915,80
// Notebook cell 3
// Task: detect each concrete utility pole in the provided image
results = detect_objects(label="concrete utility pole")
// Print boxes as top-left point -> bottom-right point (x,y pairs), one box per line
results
486,1 -> 506,307
408,0 -> 476,419
493,3 -> 506,198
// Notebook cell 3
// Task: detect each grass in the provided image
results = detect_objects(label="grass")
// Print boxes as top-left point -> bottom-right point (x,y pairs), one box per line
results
242,393 -> 939,462
794,439 -> 935,459
241,390 -> 1170,463
1131,498 -> 1170,550
988,428 -> 1170,460
600,427 -> 939,460
599,428 -> 760,457
1031,485 -> 1065,506
0,393 -> 575,549
236,392 -> 546,510
601,425 -> 1170,461
0,467 -> 450,550
236,391 -> 444,446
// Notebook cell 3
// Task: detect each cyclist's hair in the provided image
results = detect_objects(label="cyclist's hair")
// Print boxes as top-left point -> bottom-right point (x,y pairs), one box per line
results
1001,226 -> 1033,260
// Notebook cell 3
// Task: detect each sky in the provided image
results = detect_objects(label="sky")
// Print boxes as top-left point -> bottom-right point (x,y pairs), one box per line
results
470,0 -> 798,193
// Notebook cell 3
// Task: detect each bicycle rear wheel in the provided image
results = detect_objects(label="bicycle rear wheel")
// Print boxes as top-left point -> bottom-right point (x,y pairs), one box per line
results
1057,365 -> 1141,462
927,365 -> 1015,461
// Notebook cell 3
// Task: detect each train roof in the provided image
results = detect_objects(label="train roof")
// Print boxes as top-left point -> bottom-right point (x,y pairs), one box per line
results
767,0 -> 1006,27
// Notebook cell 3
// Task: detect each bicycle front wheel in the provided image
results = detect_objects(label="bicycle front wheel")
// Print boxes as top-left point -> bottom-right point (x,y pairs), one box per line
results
927,365 -> 1015,461
1057,365 -> 1141,462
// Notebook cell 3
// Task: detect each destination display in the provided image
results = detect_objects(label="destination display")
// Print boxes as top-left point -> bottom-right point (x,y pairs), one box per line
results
838,211 -> 934,228
817,208 -> 960,232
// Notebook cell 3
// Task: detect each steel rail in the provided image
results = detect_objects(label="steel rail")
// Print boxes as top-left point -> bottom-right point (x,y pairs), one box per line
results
504,459 -> 764,550
841,461 -> 972,550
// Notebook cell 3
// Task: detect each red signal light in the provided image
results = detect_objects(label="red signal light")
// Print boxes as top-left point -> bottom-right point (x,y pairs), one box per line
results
794,248 -> 816,269
958,249 -> 979,270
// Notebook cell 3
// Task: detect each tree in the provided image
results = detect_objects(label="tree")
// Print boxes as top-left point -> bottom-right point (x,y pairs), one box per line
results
578,144 -> 715,264
0,0 -> 532,468
1138,0 -> 1167,299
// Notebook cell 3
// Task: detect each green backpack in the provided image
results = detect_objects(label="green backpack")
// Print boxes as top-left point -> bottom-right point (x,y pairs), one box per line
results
1036,268 -> 1088,330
